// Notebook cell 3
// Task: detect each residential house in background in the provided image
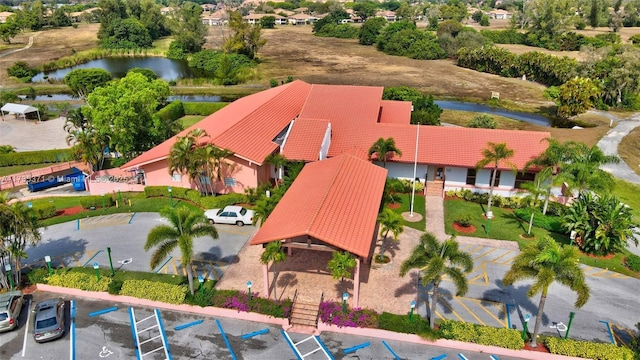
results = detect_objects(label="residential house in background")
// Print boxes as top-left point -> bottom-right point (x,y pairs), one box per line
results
488,9 -> 512,19
0,11 -> 13,23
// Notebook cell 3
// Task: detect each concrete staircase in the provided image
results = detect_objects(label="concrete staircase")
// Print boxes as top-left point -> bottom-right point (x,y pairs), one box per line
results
426,181 -> 444,197
289,299 -> 320,328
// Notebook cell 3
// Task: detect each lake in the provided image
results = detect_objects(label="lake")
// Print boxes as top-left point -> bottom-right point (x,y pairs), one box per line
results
31,57 -> 194,82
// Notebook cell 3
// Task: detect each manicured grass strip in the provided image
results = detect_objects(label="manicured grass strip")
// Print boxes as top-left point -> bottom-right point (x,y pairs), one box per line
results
612,179 -> 640,221
388,193 -> 426,231
180,115 -> 205,128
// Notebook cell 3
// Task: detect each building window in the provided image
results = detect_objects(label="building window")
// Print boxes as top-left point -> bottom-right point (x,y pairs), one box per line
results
466,169 -> 476,185
515,172 -> 536,189
490,170 -> 501,187
171,173 -> 181,182
224,177 -> 236,186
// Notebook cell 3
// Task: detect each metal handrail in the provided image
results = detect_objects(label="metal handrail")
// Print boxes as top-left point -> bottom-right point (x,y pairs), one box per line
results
288,289 -> 298,323
315,292 -> 324,328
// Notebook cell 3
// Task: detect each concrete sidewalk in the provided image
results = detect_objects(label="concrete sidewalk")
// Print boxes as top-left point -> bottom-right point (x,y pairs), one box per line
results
597,113 -> 640,184
425,195 -> 520,250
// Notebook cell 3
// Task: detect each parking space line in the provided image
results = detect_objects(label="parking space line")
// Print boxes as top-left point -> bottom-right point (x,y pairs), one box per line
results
473,248 -> 498,260
459,244 -> 474,252
467,298 -> 508,328
454,298 -> 486,326
216,319 -> 237,360
438,298 -> 465,322
21,299 -> 31,357
612,324 -> 634,346
497,255 -> 518,266
490,250 -> 514,264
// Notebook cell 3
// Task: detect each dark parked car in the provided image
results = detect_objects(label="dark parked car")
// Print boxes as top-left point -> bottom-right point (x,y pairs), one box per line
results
33,298 -> 65,343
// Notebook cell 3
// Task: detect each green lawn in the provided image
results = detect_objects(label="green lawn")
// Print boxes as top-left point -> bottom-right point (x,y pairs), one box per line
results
389,193 -> 426,231
180,115 -> 206,129
613,179 -> 640,221
444,198 -> 639,278
0,164 -> 60,177
33,192 -> 202,227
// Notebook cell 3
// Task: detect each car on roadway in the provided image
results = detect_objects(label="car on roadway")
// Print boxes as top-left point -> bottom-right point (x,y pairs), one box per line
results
33,298 -> 65,343
0,290 -> 24,332
204,205 -> 254,226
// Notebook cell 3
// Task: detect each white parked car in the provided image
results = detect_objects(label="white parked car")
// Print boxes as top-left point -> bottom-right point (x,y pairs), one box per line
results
204,206 -> 254,226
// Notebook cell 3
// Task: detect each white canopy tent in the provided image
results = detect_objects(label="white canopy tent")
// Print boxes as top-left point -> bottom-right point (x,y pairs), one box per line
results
1,103 -> 41,123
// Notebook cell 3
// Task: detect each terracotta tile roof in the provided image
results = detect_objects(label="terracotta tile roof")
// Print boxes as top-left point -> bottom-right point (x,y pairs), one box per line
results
299,84 -> 383,125
122,81 -> 311,169
250,154 -> 387,258
379,100 -> 412,124
281,118 -> 330,162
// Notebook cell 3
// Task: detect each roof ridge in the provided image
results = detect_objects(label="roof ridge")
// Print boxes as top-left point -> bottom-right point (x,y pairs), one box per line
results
306,154 -> 350,235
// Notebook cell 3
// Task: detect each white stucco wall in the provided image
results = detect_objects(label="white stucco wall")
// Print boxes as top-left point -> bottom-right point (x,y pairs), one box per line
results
384,162 -> 428,181
444,167 -> 467,186
319,124 -> 331,160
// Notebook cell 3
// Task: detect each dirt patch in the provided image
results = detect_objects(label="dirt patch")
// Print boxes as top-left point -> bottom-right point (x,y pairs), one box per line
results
523,342 -> 550,353
387,203 -> 401,209
580,251 -> 616,260
56,205 -> 84,216
452,223 -> 476,233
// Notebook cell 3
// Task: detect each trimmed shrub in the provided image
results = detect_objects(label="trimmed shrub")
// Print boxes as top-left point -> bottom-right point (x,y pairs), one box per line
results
468,114 -> 497,129
455,215 -> 473,227
183,102 -> 228,116
185,287 -> 215,307
318,300 -> 379,328
144,186 -> 244,209
79,196 -> 115,209
625,254 -> 640,272
438,320 -> 524,350
27,268 -> 49,285
120,280 -> 188,304
46,271 -> 112,292
479,29 -> 526,44
32,204 -> 57,219
108,279 -> 124,295
513,208 -> 564,233
0,149 -> 74,167
198,193 -> 244,209
155,100 -> 185,123
378,312 -> 438,339
544,337 -> 634,360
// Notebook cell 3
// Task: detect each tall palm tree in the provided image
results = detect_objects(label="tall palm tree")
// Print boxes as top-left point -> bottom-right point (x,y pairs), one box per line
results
169,129 -> 208,193
521,174 -> 550,235
145,207 -> 218,295
259,240 -> 287,300
205,144 -> 235,194
562,142 -> 620,194
368,137 -> 403,168
264,152 -> 288,187
502,236 -> 590,348
327,251 -> 357,294
475,142 -> 516,216
524,138 -> 571,215
377,208 -> 404,261
399,232 -> 473,328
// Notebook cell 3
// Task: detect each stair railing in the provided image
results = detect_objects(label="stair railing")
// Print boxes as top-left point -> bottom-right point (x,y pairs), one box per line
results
315,292 -> 324,328
288,288 -> 298,324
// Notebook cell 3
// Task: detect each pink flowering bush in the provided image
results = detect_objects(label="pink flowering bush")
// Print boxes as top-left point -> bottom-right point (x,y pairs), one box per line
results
318,300 -> 379,328
211,290 -> 292,318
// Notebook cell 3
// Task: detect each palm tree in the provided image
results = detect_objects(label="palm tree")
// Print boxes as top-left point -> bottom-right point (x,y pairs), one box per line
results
264,152 -> 288,187
524,138 -> 571,215
205,144 -> 235,194
521,174 -> 550,235
376,208 -> 404,261
327,251 -> 357,294
169,129 -> 208,194
259,240 -> 287,300
475,142 -> 516,216
502,236 -> 590,347
368,137 -> 403,168
562,142 -> 620,194
145,207 -> 219,295
399,232 -> 473,328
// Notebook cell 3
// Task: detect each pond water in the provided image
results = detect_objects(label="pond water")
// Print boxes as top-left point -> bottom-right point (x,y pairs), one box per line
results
434,100 -> 552,127
31,57 -> 194,82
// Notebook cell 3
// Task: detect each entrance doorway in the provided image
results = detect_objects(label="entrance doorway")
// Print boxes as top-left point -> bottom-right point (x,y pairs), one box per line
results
435,167 -> 444,181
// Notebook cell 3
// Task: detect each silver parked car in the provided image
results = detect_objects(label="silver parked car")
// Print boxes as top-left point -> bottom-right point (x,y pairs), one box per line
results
33,298 -> 65,343
0,290 -> 24,332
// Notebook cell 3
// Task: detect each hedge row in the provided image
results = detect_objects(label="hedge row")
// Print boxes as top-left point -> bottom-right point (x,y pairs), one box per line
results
479,29 -> 620,51
445,189 -> 567,216
513,208 -> 565,233
438,319 -> 524,350
183,102 -> 228,116
0,148 -> 74,167
120,279 -> 188,305
79,196 -> 116,209
378,312 -> 438,339
543,337 -> 634,360
144,186 -> 244,209
46,271 -> 112,292
155,100 -> 185,123
32,204 -> 57,219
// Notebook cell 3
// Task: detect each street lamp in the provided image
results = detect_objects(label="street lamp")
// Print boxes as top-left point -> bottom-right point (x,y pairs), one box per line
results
570,231 -> 577,246
4,263 -> 14,290
45,255 -> 53,275
410,300 -> 416,322
107,247 -> 115,276
522,314 -> 531,341
93,262 -> 100,282
198,275 -> 205,294
168,186 -> 173,207
247,280 -> 253,301
342,292 -> 349,313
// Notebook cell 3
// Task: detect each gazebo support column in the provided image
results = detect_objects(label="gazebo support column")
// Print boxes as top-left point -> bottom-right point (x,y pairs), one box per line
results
262,263 -> 270,298
353,257 -> 361,308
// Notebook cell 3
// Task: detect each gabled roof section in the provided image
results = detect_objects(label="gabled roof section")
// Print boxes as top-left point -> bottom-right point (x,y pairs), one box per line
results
123,80 -> 311,169
250,154 -> 387,258
281,118 -> 329,162
299,84 -> 383,125
379,100 -> 412,124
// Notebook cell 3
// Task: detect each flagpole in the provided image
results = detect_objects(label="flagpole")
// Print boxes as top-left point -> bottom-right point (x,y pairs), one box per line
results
410,124 -> 420,217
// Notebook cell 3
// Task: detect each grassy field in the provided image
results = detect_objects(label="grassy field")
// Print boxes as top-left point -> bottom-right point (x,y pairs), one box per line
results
180,115 -> 206,128
613,179 -> 640,221
444,197 -> 638,277
618,126 -> 640,176
388,193 -> 426,231
0,164 -> 55,177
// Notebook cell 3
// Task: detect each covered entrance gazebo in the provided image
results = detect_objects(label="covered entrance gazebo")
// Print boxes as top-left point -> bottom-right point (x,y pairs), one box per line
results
1,103 -> 41,123
250,153 -> 388,308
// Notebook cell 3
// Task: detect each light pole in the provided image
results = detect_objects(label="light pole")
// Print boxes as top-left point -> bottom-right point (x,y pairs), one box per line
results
247,280 -> 253,301
570,230 -> 577,246
565,312 -> 576,339
410,300 -> 416,322
342,292 -> 349,313
107,247 -> 115,276
522,314 -> 531,341
101,189 -> 106,209
45,255 -> 53,275
168,186 -> 173,207
4,263 -> 14,290
93,262 -> 100,282
198,275 -> 205,294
